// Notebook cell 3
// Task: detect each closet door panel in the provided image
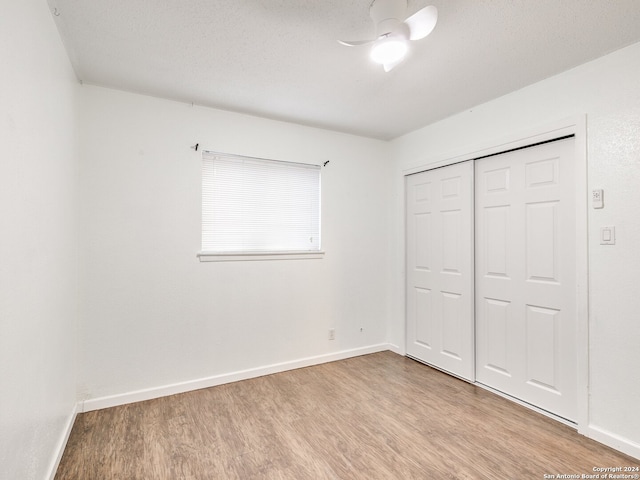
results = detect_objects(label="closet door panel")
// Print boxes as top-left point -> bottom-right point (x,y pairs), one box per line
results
475,138 -> 577,421
406,161 -> 475,381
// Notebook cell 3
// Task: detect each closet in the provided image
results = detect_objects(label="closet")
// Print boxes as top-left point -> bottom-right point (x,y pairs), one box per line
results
406,137 -> 577,422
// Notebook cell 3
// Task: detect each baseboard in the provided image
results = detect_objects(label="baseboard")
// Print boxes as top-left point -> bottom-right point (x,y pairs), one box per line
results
387,343 -> 405,356
586,424 -> 640,460
46,402 -> 78,480
81,343 -> 392,413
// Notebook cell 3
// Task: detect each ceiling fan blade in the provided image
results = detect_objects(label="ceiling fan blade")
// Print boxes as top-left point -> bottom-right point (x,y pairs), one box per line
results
337,39 -> 375,47
404,5 -> 438,41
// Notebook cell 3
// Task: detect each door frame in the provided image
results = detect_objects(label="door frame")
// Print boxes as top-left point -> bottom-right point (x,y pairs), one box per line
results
402,115 -> 588,432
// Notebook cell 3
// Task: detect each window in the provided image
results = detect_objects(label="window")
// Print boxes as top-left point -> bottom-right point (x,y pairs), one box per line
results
199,151 -> 322,261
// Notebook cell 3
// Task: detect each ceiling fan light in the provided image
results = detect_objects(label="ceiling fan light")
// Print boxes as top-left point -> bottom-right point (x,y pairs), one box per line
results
370,37 -> 408,65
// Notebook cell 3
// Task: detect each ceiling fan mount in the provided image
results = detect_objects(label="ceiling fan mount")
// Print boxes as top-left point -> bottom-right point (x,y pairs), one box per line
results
339,0 -> 438,72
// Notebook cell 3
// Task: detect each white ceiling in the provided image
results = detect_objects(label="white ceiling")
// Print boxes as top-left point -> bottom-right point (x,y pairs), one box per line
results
50,0 -> 640,140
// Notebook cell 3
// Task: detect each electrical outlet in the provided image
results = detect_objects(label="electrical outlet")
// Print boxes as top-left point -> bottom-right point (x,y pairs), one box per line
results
328,328 -> 335,340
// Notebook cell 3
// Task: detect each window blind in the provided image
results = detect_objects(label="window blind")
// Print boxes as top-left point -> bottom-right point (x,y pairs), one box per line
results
202,152 -> 321,253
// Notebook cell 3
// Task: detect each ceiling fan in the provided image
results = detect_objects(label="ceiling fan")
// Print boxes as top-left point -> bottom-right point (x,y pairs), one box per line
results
339,0 -> 438,72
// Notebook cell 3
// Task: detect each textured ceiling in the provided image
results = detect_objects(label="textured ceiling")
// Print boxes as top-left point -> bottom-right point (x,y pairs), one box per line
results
50,0 -> 640,140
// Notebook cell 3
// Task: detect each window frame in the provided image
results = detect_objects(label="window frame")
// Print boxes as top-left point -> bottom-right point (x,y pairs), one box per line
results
197,150 -> 324,262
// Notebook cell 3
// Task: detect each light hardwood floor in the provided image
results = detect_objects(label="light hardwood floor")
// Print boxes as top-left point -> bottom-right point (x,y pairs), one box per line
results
55,352 -> 638,479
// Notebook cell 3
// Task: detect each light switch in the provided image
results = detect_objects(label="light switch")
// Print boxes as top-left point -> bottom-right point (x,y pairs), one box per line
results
600,226 -> 615,245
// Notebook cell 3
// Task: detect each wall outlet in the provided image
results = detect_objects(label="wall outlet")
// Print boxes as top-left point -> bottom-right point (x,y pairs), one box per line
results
328,328 -> 335,340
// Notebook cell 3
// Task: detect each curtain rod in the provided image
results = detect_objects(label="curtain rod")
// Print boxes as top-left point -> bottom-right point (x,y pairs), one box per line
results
190,144 -> 327,168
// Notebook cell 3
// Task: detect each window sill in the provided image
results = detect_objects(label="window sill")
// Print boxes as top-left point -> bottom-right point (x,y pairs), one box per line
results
197,251 -> 325,262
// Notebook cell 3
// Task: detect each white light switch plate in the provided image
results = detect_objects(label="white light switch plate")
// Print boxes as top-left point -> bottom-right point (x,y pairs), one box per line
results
600,226 -> 615,245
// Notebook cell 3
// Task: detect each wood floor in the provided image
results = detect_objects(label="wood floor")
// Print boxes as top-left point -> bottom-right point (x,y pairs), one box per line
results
56,352 -> 638,479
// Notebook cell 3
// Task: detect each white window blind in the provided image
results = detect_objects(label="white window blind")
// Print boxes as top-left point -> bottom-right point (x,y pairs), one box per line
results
201,151 -> 321,254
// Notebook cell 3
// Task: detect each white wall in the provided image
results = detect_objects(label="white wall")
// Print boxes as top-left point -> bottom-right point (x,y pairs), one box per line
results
78,86 -> 393,402
389,42 -> 640,455
0,1 -> 79,479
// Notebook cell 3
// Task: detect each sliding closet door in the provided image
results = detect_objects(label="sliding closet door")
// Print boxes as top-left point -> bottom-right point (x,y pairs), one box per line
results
475,137 -> 577,421
406,161 -> 474,381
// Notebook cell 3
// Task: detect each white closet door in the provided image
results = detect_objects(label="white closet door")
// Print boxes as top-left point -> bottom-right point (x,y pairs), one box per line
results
406,161 -> 475,381
475,138 -> 577,421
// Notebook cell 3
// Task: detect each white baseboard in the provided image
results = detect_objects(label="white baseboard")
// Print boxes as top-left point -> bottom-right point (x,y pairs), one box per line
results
81,343 -> 392,413
46,402 -> 78,480
586,424 -> 640,461
387,343 -> 405,356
